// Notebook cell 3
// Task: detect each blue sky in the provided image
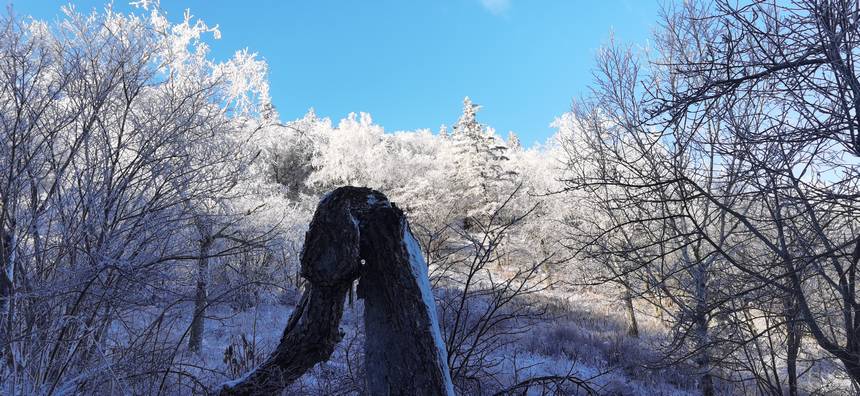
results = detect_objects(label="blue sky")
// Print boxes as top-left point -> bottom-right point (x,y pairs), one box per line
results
11,1 -> 660,146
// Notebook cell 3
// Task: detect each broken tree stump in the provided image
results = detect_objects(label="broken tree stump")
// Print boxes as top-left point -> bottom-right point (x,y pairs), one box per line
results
220,187 -> 453,395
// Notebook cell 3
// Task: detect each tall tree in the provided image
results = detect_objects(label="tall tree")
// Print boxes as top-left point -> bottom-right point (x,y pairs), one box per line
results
450,97 -> 515,224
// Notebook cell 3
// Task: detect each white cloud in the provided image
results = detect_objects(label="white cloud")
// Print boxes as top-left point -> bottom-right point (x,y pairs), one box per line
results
479,0 -> 511,15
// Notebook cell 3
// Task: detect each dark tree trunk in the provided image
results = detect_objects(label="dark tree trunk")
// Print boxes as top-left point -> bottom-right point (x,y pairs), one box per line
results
784,295 -> 801,396
697,332 -> 715,396
622,285 -> 639,338
0,226 -> 13,367
693,262 -> 714,396
189,238 -> 212,352
356,192 -> 454,396
220,187 -> 452,395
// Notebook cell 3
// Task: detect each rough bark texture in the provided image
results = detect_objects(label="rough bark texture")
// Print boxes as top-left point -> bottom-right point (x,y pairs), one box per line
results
356,193 -> 453,396
220,186 -> 452,395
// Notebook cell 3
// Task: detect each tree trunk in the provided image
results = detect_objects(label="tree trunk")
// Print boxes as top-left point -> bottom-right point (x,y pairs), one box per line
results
0,226 -> 14,367
622,284 -> 639,338
691,254 -> 714,396
783,294 -> 800,396
221,187 -> 453,395
189,237 -> 212,352
356,191 -> 454,396
693,299 -> 714,396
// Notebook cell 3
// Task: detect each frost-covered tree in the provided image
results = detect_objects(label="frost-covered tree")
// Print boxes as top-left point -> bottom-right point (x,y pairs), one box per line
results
307,112 -> 387,191
439,124 -> 449,139
449,97 -> 515,225
262,109 -> 321,200
0,3 -> 272,392
563,1 -> 860,394
507,131 -> 522,152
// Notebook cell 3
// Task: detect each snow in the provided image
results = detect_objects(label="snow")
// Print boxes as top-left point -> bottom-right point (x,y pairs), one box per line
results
401,220 -> 456,396
221,366 -> 257,389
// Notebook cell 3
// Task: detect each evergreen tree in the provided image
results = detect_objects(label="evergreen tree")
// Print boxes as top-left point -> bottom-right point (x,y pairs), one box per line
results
449,97 -> 515,224
438,124 -> 449,139
507,131 -> 522,152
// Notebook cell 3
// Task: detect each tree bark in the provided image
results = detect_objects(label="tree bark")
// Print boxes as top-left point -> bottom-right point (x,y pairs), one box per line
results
189,237 -> 212,352
356,192 -> 454,396
782,293 -> 800,396
0,226 -> 13,367
220,187 -> 452,395
622,285 -> 639,338
691,254 -> 714,396
696,319 -> 715,396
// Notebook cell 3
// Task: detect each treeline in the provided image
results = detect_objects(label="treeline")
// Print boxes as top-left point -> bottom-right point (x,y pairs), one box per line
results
1,1 -> 859,395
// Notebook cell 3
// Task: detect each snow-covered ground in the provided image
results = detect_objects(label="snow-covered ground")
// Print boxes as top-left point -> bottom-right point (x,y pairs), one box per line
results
178,288 -> 696,395
165,283 -> 853,395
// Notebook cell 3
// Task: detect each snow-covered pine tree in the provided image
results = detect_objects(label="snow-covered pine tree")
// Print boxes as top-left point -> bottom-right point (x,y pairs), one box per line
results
507,131 -> 522,152
449,97 -> 516,228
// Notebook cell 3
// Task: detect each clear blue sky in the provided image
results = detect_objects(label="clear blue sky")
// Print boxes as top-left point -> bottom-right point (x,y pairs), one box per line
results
11,1 -> 660,146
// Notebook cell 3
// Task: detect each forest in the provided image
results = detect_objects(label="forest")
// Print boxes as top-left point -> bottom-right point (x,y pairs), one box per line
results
1,1 -> 859,395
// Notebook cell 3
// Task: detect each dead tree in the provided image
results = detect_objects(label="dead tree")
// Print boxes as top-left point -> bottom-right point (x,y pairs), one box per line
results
221,186 -> 453,395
